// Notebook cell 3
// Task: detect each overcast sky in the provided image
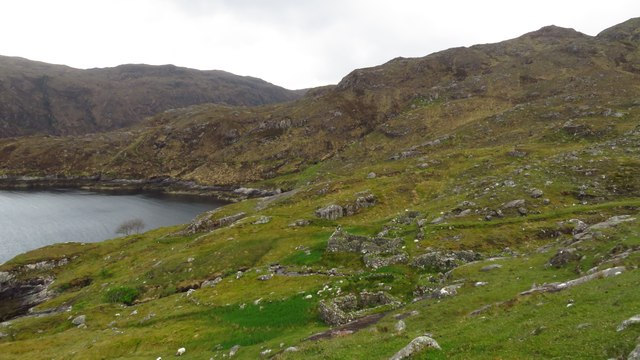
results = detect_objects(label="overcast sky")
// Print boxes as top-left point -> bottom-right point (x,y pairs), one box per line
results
1,1 -> 638,89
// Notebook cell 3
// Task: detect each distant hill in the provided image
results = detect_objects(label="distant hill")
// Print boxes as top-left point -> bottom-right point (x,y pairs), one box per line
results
0,56 -> 301,137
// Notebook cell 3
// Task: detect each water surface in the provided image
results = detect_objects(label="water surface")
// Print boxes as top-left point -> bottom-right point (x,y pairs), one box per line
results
0,189 -> 223,264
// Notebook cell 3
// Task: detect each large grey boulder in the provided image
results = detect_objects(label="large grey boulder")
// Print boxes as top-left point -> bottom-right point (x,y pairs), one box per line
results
617,314 -> 640,332
389,334 -> 441,360
185,212 -> 246,234
72,315 -> 86,326
315,204 -> 344,220
628,344 -> 640,360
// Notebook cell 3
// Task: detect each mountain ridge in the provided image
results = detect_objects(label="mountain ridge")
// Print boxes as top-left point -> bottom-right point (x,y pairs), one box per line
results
0,55 -> 302,137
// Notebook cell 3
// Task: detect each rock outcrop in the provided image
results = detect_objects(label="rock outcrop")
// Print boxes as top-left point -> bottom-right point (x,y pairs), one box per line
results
411,250 -> 481,272
389,334 -> 441,360
319,291 -> 401,326
184,212 -> 246,234
315,193 -> 376,220
326,227 -> 407,269
0,272 -> 54,321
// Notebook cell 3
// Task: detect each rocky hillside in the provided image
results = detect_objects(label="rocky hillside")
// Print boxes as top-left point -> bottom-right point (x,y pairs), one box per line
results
0,18 -> 639,360
0,56 -> 301,137
0,19 -> 639,186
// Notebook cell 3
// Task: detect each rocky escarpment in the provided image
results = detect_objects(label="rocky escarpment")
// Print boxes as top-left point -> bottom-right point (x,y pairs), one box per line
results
0,258 -> 68,321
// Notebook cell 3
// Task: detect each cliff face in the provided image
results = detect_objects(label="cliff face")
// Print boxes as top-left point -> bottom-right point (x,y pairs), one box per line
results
0,57 -> 302,137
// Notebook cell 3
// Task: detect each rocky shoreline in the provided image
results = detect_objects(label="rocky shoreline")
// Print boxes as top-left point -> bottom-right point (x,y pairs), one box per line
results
0,175 -> 281,202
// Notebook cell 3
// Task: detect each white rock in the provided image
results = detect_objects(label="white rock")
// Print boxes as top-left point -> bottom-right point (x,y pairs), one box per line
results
389,335 -> 441,360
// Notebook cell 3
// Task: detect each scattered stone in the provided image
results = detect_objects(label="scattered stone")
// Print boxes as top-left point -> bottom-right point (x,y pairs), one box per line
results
185,212 -> 246,234
480,264 -> 503,272
201,277 -> 223,288
576,323 -> 591,329
433,284 -> 462,298
431,217 -> 445,224
260,349 -> 272,356
542,198 -> 551,205
517,207 -> 528,216
72,315 -> 86,326
233,187 -> 280,198
319,291 -> 401,326
284,346 -> 299,353
304,294 -> 313,299
363,253 -> 408,269
520,266 -> 625,296
176,347 -> 186,356
502,199 -> 525,209
474,281 -> 488,287
617,314 -> 640,332
548,248 -> 581,268
253,216 -> 271,225
315,193 -> 376,220
367,172 -> 377,179
589,215 -> 636,230
395,320 -> 406,333
288,219 -> 310,227
531,326 -> 546,335
411,250 -> 481,273
229,344 -> 240,357
389,334 -> 441,360
507,150 -> 528,158
257,274 -> 273,281
503,180 -> 516,187
529,188 -> 544,198
327,227 -> 403,259
315,204 -> 345,220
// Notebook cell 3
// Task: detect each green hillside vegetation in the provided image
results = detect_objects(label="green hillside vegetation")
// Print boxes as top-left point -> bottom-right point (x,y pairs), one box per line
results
0,18 -> 639,359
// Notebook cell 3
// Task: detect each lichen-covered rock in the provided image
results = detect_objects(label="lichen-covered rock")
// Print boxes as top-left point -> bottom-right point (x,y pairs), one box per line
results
529,188 -> 544,198
288,219 -> 310,227
72,315 -> 86,326
411,250 -> 481,272
315,204 -> 344,220
628,344 -> 640,360
389,335 -> 441,360
480,264 -> 503,272
185,212 -> 246,234
315,193 -> 376,220
201,277 -> 222,288
327,228 -> 403,255
363,253 -> 409,269
318,296 -> 355,326
253,216 -> 271,224
502,199 -> 526,209
319,291 -> 401,326
617,314 -> 640,332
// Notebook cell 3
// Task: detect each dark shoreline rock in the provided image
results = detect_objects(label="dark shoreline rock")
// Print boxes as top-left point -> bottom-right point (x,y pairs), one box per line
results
0,175 -> 279,202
